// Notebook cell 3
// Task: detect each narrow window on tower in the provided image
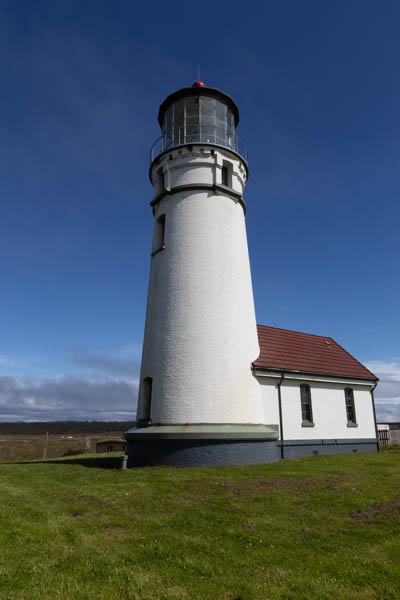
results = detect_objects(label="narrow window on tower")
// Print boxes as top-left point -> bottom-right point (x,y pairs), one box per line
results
300,384 -> 314,426
139,377 -> 152,426
345,388 -> 357,426
152,214 -> 166,255
221,161 -> 233,187
221,165 -> 228,186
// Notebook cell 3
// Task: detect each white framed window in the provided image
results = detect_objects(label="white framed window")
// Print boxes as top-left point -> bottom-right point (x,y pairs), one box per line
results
300,384 -> 314,427
221,160 -> 233,187
345,388 -> 357,426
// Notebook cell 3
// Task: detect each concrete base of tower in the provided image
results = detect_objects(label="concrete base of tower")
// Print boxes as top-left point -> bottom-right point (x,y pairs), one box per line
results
124,424 -> 279,467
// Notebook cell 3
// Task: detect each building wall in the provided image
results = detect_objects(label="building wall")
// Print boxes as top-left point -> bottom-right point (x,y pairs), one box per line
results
96,441 -> 126,453
389,429 -> 400,444
257,376 -> 280,436
280,380 -> 376,441
256,373 -> 377,443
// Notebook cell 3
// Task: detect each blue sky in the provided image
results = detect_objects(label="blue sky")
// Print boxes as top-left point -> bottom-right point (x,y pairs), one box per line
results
0,0 -> 399,421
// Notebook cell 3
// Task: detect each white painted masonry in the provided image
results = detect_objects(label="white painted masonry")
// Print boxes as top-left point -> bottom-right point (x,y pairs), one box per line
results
256,371 -> 376,441
154,144 -> 247,194
257,377 -> 281,436
137,145 -> 263,424
281,380 -> 375,441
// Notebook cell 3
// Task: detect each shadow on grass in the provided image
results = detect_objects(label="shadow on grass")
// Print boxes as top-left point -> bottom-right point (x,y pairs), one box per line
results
5,455 -> 124,469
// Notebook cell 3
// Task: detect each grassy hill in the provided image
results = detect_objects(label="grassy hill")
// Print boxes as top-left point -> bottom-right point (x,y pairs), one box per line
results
0,449 -> 399,599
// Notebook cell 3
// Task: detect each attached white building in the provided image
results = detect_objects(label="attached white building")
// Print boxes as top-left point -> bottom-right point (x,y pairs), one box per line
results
253,325 -> 378,459
125,80 -> 378,467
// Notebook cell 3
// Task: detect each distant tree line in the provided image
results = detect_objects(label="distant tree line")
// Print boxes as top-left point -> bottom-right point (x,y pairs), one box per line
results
0,421 -> 136,435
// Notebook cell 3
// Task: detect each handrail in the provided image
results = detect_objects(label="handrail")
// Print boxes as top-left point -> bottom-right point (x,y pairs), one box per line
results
150,128 -> 248,164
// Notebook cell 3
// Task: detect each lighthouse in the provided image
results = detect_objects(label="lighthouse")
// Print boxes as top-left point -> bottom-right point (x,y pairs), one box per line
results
125,81 -> 279,466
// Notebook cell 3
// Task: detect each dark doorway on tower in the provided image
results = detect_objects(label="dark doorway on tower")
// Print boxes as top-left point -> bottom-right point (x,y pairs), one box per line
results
139,377 -> 152,426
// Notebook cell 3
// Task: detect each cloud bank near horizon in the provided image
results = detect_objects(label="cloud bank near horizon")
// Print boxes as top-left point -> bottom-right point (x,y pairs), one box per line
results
0,375 -> 137,422
366,359 -> 400,423
0,354 -> 398,424
0,348 -> 139,422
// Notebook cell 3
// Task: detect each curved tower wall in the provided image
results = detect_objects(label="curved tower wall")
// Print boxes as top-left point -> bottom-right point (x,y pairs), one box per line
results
126,83 -> 279,466
137,144 -> 263,424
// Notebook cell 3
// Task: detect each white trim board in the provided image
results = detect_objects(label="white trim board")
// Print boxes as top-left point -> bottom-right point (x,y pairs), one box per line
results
253,369 -> 375,388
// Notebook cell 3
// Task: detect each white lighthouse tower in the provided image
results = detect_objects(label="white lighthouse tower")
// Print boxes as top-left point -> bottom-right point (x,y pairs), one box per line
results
125,80 -> 278,466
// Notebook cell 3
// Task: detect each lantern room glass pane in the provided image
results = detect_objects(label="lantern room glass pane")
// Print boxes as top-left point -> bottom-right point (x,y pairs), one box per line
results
186,125 -> 200,143
200,116 -> 215,128
216,129 -> 228,146
164,106 -> 173,150
165,106 -> 172,130
186,96 -> 200,117
201,97 -> 215,117
200,126 -> 216,144
216,100 -> 226,122
186,115 -> 199,127
173,99 -> 185,146
162,94 -> 236,152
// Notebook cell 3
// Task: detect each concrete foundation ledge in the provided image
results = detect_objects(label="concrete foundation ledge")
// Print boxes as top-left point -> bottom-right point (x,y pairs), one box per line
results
277,438 -> 377,447
125,423 -> 279,441
278,438 -> 378,459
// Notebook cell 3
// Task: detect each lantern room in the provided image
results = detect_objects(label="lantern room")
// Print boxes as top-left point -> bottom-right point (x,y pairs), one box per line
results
150,82 -> 247,162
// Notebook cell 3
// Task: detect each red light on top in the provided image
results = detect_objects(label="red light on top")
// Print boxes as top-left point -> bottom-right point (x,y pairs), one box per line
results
192,80 -> 205,87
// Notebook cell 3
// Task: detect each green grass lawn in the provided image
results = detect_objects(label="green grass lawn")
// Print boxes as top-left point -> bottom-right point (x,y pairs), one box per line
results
0,449 -> 399,600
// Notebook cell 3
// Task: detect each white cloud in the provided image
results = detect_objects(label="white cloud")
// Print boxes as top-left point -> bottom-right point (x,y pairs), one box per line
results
0,355 -> 40,369
365,360 -> 400,422
365,360 -> 400,382
118,343 -> 143,358
72,351 -> 140,379
0,375 -> 137,422
0,348 -> 140,421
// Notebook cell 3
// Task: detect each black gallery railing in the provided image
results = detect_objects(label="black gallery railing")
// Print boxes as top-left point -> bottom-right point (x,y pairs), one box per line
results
150,127 -> 248,163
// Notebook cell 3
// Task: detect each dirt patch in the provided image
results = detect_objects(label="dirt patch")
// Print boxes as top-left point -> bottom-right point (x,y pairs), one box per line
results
61,512 -> 86,521
300,526 -> 310,533
102,525 -> 126,537
76,494 -> 107,506
180,494 -> 215,506
219,478 -> 316,493
351,496 -> 400,523
190,476 -> 341,499
295,494 -> 311,501
243,522 -> 258,534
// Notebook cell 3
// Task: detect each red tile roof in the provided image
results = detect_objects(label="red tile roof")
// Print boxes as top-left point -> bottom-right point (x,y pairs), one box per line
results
253,325 -> 377,381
